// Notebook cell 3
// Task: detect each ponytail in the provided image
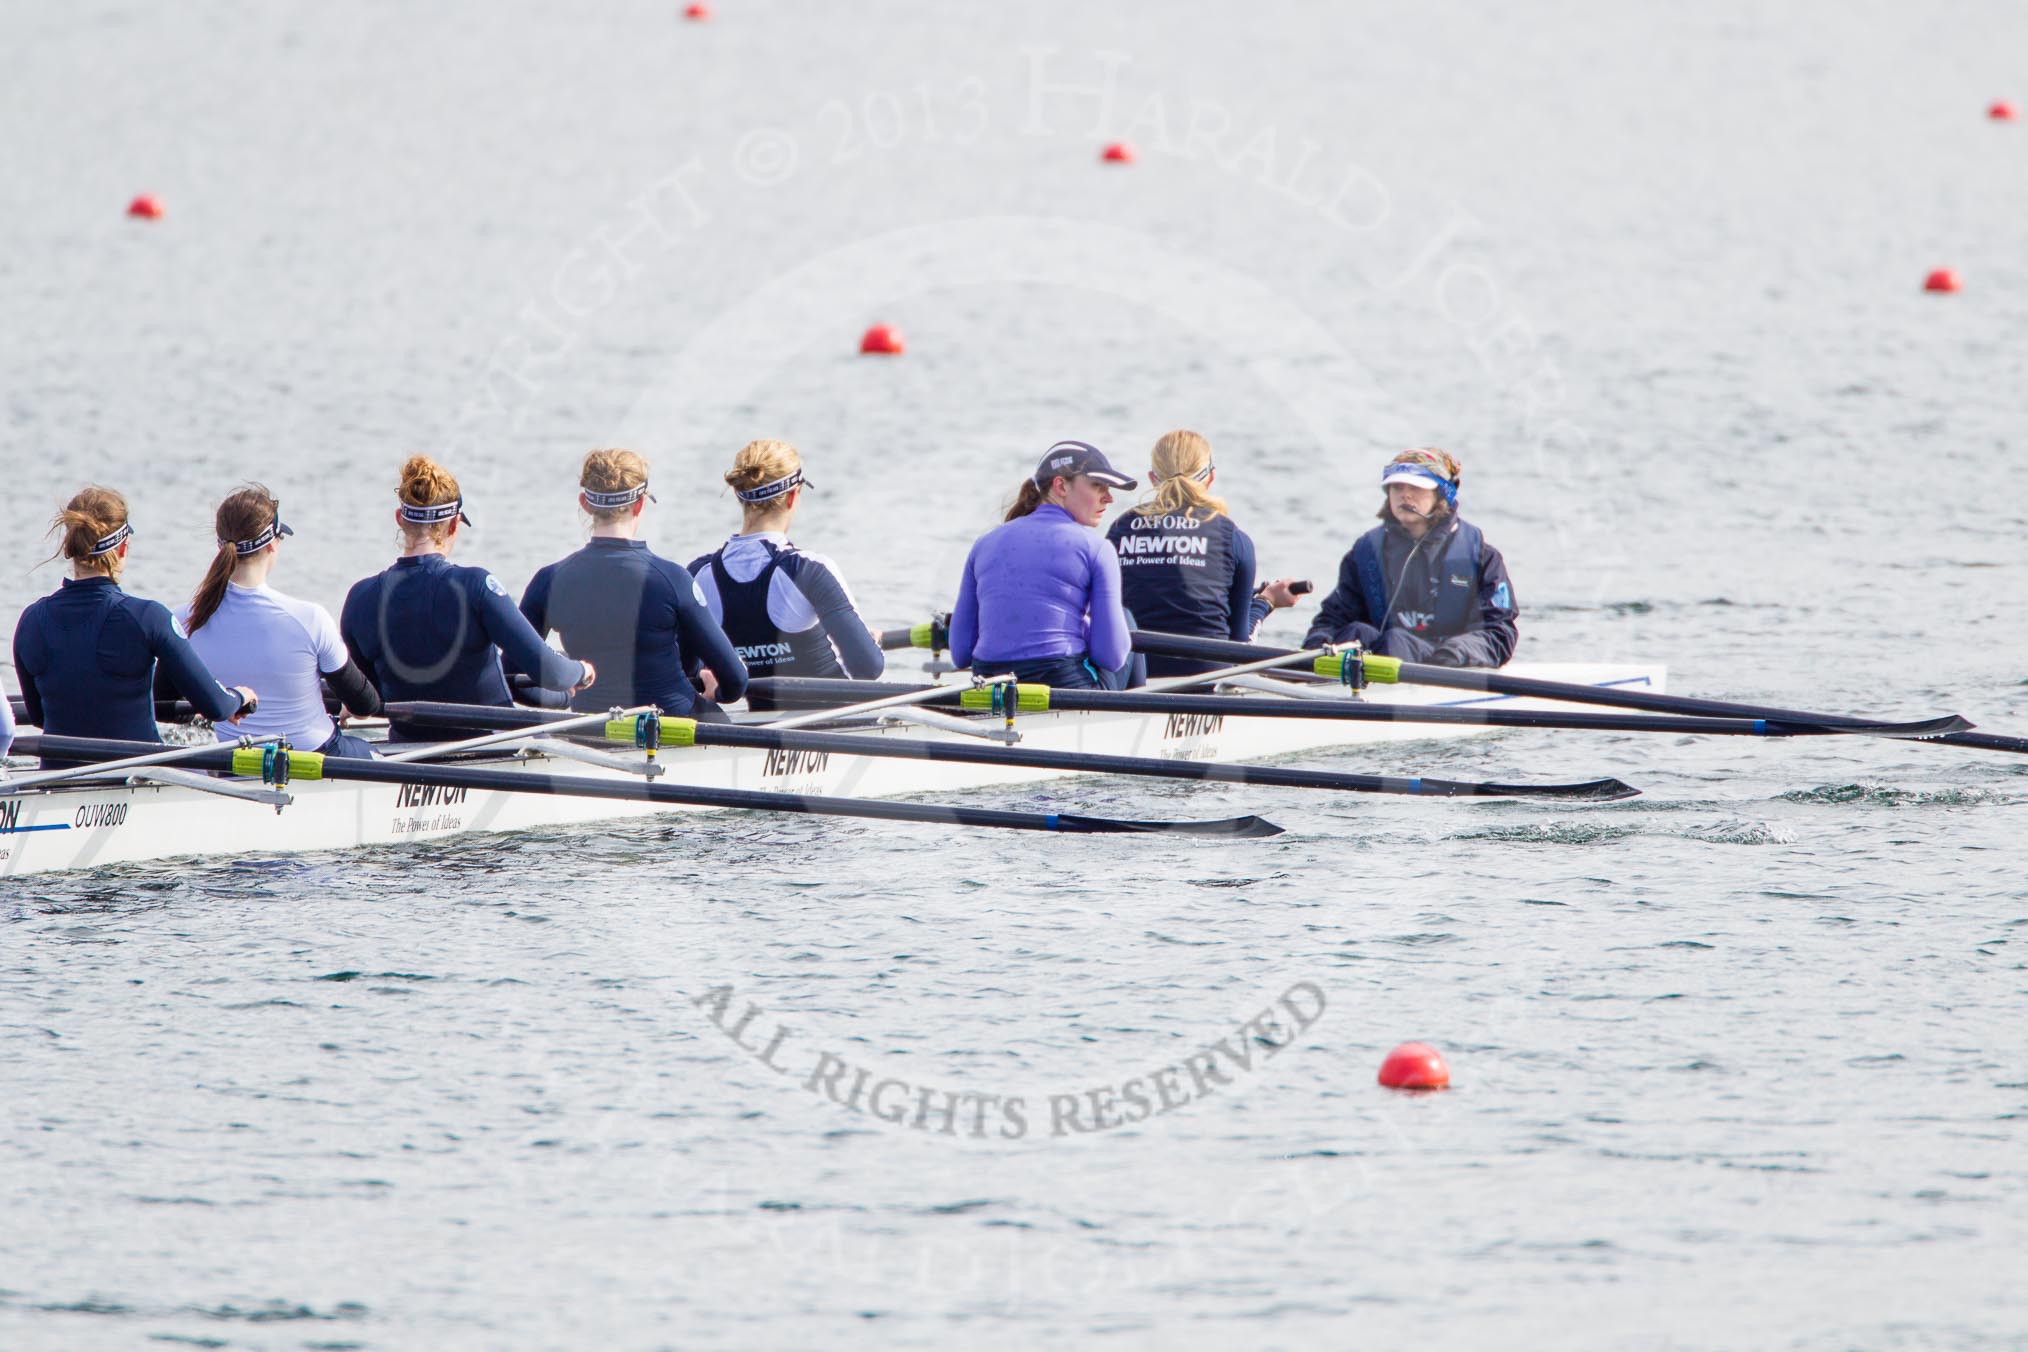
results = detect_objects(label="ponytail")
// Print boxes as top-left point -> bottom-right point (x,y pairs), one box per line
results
1135,429 -> 1227,520
187,484 -> 282,634
45,485 -> 131,580
397,454 -> 463,547
1004,479 -> 1047,522
185,544 -> 238,634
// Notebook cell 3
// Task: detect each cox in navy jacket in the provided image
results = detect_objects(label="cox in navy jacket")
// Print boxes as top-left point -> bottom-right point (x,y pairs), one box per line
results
1302,514 -> 1517,667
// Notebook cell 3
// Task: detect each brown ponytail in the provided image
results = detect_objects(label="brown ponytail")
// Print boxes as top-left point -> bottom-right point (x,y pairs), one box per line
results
46,486 -> 131,580
187,484 -> 279,634
1135,429 -> 1228,520
397,454 -> 462,547
1003,479 -> 1047,522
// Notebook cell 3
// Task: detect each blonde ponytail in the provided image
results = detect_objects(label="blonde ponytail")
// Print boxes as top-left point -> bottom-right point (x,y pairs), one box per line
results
396,454 -> 463,547
580,448 -> 651,522
1135,429 -> 1227,520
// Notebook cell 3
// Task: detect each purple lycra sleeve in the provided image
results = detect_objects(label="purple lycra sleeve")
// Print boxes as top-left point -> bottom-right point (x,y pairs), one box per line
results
948,544 -> 981,668
1084,538 -> 1130,671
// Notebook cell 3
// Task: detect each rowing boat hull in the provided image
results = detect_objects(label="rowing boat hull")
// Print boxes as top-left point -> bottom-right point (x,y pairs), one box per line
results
0,662 -> 1663,877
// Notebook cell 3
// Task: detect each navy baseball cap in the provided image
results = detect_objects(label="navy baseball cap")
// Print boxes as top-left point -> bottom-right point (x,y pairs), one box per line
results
1033,440 -> 1137,491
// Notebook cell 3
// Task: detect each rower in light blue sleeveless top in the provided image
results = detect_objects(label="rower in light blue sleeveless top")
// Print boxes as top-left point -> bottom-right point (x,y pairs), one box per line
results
688,439 -> 884,711
948,441 -> 1144,691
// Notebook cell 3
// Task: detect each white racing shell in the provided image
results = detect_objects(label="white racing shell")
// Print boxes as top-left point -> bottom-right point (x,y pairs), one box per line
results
0,662 -> 1664,877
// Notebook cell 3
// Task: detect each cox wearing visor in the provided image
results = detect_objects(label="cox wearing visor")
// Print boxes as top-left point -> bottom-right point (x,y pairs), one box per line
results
1303,448 -> 1519,668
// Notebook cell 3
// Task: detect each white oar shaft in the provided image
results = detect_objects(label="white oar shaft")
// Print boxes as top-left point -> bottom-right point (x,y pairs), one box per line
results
0,734 -> 279,792
382,705 -> 657,763
764,675 -> 1012,731
1142,645 -> 1339,694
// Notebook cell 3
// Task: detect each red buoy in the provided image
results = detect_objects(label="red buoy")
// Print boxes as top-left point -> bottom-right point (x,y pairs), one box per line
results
127,194 -> 164,220
859,324 -> 904,355
1923,268 -> 1962,293
1100,142 -> 1136,164
684,2 -> 711,18
1990,100 -> 2017,122
1377,1042 -> 1450,1090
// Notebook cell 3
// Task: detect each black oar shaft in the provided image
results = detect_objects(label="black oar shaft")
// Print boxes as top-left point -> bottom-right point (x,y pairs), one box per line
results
16,735 -> 1278,838
384,702 -> 1636,800
745,678 -> 1963,740
1129,628 -> 2020,754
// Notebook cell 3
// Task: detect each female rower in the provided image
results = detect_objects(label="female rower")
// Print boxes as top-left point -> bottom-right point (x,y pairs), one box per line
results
521,449 -> 747,717
948,440 -> 1143,689
1105,429 -> 1306,677
12,487 -> 255,758
179,485 -> 381,758
340,455 -> 594,743
1303,448 -> 1518,667
688,439 -> 883,705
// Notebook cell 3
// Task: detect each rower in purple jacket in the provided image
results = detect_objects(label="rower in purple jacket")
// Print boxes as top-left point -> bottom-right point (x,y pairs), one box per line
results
948,441 -> 1145,690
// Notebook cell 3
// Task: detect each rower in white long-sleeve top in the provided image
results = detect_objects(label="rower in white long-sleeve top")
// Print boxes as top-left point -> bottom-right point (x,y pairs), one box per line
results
178,484 -> 381,758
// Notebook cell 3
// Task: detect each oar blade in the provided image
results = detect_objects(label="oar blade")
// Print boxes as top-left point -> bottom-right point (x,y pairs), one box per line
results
1453,776 -> 1642,801
1048,812 -> 1285,838
1767,714 -> 1971,739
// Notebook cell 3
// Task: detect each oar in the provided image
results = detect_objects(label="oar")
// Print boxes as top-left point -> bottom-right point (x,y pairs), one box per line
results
746,677 -> 1968,741
765,673 -> 1008,732
380,705 -> 658,763
1129,629 -> 2024,755
17,734 -> 1281,838
387,701 -> 1641,801
0,733 -> 280,791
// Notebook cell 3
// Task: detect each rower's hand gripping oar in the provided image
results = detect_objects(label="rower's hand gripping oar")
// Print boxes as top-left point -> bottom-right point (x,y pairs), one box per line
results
876,615 -> 951,652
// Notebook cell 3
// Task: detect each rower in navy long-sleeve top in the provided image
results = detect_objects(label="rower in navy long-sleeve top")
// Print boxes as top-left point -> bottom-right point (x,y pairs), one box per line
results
12,487 -> 254,764
521,447 -> 747,716
1104,431 -> 1306,677
340,456 -> 591,743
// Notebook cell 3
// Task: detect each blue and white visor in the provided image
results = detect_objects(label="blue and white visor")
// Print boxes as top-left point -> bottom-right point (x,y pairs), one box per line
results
399,498 -> 473,528
735,469 -> 809,504
225,517 -> 294,555
88,523 -> 133,556
1380,462 -> 1451,491
1034,440 -> 1137,490
583,483 -> 656,509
